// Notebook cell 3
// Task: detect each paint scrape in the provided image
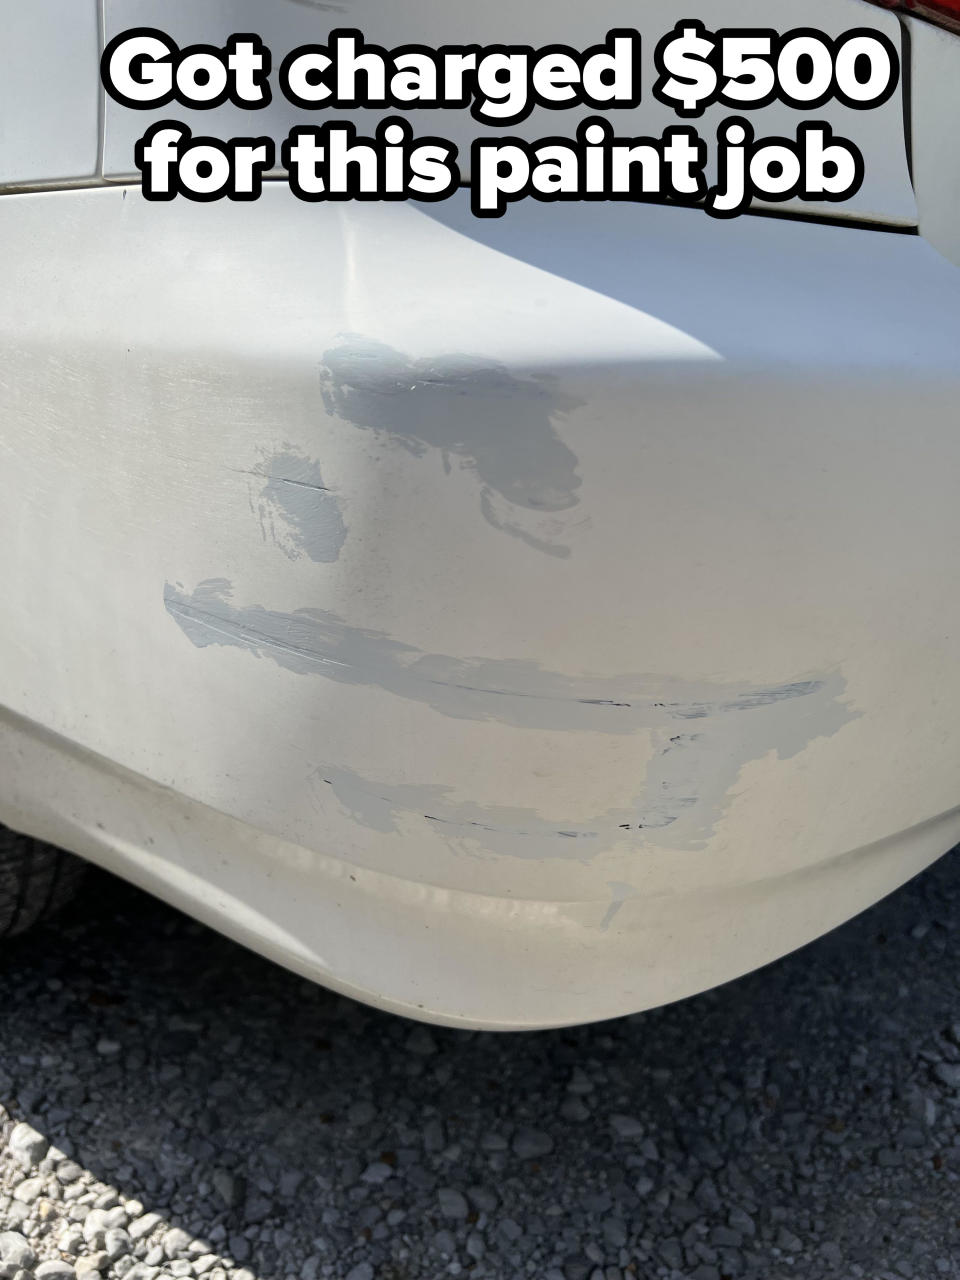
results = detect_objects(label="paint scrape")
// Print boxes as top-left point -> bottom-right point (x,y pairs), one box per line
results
319,336 -> 583,557
253,448 -> 347,564
165,578 -> 857,852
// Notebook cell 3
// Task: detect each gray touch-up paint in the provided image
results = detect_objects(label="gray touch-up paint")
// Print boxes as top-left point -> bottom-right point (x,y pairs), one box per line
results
319,336 -> 583,556
254,449 -> 348,564
165,578 -> 856,853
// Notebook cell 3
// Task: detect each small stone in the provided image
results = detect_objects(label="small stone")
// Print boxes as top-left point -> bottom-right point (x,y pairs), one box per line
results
405,1026 -> 437,1056
423,1119 -> 445,1153
105,1228 -> 133,1261
12,1177 -> 44,1204
609,1115 -> 644,1140
192,1259 -> 217,1276
467,1187 -> 498,1213
728,1208 -> 756,1237
567,1067 -> 594,1095
0,1235 -> 36,1271
933,1062 -> 960,1089
561,1097 -> 590,1123
345,1266 -> 373,1280
161,1229 -> 192,1260
211,1171 -> 240,1208
129,1215 -> 163,1242
7,1124 -> 49,1168
83,1211 -> 109,1247
95,1039 -> 121,1057
437,1188 -> 469,1219
36,1264 -> 76,1280
59,1226 -> 85,1255
168,1262 -> 192,1277
227,1236 -> 250,1263
347,1101 -> 376,1125
602,1217 -> 628,1249
776,1227 -> 802,1253
244,1195 -> 272,1225
56,1161 -> 83,1185
512,1128 -> 554,1159
76,1255 -> 109,1278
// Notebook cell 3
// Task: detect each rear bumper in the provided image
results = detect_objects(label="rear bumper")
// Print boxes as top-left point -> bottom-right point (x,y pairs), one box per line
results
2,185 -> 960,1026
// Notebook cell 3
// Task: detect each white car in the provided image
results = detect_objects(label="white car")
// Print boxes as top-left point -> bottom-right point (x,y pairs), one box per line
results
2,0 -> 959,1029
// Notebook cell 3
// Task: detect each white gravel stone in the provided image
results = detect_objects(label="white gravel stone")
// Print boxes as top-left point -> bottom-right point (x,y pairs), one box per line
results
59,1224 -> 84,1255
161,1228 -> 192,1260
35,1264 -> 76,1280
128,1214 -> 163,1242
54,1162 -> 83,1185
12,1178 -> 44,1205
7,1124 -> 48,1169
75,1252 -> 109,1277
0,1234 -> 36,1271
104,1227 -> 133,1261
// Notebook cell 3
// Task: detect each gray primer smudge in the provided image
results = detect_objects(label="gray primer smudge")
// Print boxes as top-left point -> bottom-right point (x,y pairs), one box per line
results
319,337 -> 583,555
165,578 -> 857,853
599,882 -> 641,931
254,449 -> 347,564
314,764 -> 683,862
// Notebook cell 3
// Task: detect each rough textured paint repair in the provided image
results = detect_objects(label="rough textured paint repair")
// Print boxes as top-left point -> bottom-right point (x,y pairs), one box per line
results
252,448 -> 347,564
319,336 -> 583,557
164,579 -> 856,852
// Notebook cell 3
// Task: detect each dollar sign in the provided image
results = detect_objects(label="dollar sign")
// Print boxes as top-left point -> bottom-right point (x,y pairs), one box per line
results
655,23 -> 717,117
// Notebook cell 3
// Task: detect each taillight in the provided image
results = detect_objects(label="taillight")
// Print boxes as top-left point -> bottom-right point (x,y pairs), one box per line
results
866,0 -> 960,32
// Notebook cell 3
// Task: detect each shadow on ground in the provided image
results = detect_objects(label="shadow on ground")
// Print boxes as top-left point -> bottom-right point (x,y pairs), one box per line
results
2,849 -> 960,1280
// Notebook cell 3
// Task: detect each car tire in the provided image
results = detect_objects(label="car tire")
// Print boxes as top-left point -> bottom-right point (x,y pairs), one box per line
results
0,826 -> 85,937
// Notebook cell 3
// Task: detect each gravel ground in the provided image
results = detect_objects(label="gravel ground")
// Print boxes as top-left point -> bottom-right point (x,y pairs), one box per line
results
2,850 -> 960,1280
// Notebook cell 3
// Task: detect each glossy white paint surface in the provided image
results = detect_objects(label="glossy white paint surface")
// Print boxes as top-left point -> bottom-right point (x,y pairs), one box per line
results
1,185 -> 959,1026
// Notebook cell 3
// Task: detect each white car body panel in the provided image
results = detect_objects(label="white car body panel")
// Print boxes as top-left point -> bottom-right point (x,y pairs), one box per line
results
909,14 -> 960,265
1,2 -> 958,1028
0,0 -> 101,186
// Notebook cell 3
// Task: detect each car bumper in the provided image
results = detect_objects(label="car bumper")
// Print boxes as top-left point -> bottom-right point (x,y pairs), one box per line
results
1,184 -> 960,1027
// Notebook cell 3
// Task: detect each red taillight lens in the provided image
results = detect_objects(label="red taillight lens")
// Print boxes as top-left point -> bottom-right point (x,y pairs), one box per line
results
866,0 -> 960,29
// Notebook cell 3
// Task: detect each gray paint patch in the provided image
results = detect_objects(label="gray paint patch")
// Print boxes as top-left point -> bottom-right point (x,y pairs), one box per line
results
165,578 -> 856,852
313,764 -> 681,862
253,449 -> 347,564
319,336 -> 583,556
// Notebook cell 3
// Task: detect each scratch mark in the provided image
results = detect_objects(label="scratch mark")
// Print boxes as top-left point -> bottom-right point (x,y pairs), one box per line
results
319,336 -> 584,557
165,578 -> 858,852
250,447 -> 347,564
